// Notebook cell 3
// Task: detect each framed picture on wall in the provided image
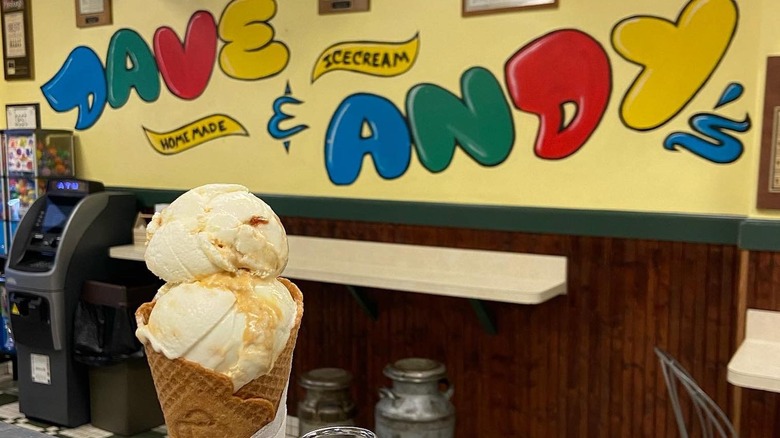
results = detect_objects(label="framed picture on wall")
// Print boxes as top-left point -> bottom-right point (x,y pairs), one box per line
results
5,103 -> 40,129
757,57 -> 780,209
75,0 -> 112,28
0,0 -> 34,80
462,0 -> 557,16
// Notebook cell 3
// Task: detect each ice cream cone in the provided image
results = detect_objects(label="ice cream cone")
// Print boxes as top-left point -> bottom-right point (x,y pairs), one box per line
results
137,277 -> 304,438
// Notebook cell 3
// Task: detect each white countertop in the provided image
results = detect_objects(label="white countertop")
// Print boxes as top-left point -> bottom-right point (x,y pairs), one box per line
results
728,309 -> 780,393
111,235 -> 567,305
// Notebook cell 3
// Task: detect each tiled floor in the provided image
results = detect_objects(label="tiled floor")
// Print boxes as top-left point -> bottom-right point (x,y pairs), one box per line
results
0,376 -> 300,437
0,378 -> 167,438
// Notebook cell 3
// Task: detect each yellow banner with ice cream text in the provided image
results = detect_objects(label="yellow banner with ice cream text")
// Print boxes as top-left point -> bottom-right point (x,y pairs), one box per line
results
311,35 -> 419,82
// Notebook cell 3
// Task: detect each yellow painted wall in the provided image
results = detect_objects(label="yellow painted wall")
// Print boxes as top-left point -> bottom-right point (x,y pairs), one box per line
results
750,0 -> 780,218
0,0 -> 774,217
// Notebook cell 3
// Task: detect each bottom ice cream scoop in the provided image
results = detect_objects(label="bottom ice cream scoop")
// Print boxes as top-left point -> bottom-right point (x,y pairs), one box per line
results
136,271 -> 297,391
136,277 -> 304,438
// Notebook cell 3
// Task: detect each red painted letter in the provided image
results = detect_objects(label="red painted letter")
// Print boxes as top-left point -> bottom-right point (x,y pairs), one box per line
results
154,11 -> 217,100
505,29 -> 611,159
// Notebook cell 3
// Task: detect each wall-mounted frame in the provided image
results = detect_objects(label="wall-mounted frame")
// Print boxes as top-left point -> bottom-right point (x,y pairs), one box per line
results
6,103 -> 40,129
319,0 -> 369,14
75,0 -> 112,28
757,57 -> 780,209
462,0 -> 557,16
1,0 -> 33,80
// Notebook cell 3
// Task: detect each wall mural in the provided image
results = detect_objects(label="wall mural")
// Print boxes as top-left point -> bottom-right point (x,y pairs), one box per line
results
312,35 -> 419,82
612,0 -> 750,163
38,0 -> 750,183
268,82 -> 308,153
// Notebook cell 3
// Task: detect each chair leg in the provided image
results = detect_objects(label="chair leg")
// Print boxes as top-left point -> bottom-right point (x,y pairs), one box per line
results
654,347 -> 737,438
659,355 -> 689,438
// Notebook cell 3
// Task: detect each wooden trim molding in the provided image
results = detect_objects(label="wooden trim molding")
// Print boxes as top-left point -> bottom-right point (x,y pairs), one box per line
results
107,186 -> 780,250
739,219 -> 780,250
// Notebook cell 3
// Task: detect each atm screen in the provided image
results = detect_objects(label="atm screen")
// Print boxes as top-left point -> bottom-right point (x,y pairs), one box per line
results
41,197 -> 79,233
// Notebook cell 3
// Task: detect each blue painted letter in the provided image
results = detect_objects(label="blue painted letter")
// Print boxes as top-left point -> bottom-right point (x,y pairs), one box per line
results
41,47 -> 107,130
663,113 -> 750,163
325,93 -> 411,185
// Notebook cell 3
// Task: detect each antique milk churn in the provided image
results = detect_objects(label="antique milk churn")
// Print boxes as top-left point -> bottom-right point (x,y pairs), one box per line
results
298,368 -> 357,435
375,358 -> 455,438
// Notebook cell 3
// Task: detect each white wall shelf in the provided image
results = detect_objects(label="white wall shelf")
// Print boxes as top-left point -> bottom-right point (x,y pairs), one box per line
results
111,235 -> 567,305
728,309 -> 780,393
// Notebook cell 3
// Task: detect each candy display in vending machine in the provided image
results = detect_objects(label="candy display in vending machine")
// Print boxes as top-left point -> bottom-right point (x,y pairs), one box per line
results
0,135 -> 7,257
0,278 -> 13,355
0,177 -> 6,256
1,129 -> 75,245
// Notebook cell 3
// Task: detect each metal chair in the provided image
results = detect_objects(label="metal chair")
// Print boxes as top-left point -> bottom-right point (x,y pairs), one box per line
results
654,347 -> 737,438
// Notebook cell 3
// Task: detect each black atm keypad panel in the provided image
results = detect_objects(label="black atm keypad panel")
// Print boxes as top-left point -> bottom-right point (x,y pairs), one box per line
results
20,260 -> 54,271
29,210 -> 60,250
34,209 -> 45,229
28,233 -> 60,250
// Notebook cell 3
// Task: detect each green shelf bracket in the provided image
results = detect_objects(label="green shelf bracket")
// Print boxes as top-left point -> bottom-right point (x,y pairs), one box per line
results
469,299 -> 497,335
345,285 -> 379,320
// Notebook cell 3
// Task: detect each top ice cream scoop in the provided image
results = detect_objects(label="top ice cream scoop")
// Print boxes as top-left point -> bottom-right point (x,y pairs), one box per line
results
145,184 -> 288,283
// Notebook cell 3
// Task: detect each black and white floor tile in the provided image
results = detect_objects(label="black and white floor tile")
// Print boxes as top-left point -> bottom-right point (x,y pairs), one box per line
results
0,380 -> 169,438
0,378 -> 300,437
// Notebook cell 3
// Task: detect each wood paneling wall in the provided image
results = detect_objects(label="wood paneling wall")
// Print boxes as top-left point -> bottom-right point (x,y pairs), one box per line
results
738,252 -> 780,437
280,217 -> 757,437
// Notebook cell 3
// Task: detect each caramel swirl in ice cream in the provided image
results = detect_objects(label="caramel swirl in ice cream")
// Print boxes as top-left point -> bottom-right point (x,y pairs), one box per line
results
136,184 -> 297,392
145,184 -> 288,283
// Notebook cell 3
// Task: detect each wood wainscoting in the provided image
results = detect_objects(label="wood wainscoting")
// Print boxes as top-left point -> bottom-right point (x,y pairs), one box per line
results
737,251 -> 780,437
281,217 -> 770,437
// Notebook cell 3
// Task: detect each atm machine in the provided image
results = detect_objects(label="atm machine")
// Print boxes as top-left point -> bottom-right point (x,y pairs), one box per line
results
4,178 -> 136,427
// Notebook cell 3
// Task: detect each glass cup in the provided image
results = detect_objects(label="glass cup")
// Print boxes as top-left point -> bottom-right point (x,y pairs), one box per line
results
301,426 -> 376,438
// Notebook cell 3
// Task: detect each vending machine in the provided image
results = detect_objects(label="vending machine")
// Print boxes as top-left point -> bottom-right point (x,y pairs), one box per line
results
2,129 -> 76,254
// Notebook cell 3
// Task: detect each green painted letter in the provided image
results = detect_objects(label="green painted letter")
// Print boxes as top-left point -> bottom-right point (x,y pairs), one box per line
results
406,67 -> 514,173
106,29 -> 161,108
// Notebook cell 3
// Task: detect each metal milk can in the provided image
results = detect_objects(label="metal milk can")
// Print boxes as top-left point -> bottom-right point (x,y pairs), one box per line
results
375,358 -> 455,438
298,368 -> 357,436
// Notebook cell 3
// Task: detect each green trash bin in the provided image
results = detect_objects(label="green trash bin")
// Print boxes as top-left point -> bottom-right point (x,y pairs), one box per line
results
89,356 -> 164,436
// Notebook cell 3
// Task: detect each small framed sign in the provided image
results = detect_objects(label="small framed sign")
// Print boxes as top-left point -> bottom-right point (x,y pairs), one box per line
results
319,0 -> 370,14
463,0 -> 557,16
1,0 -> 34,80
75,0 -> 112,28
757,57 -> 780,209
6,103 -> 40,129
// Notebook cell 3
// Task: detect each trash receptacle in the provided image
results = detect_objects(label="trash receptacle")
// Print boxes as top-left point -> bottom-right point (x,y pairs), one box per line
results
74,279 -> 164,436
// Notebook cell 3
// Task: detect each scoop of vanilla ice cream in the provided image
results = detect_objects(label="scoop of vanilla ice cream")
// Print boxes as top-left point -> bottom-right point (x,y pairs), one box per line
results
136,271 -> 297,391
145,184 -> 288,283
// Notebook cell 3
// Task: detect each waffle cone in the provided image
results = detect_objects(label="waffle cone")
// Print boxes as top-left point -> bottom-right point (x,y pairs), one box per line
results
136,277 -> 303,438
